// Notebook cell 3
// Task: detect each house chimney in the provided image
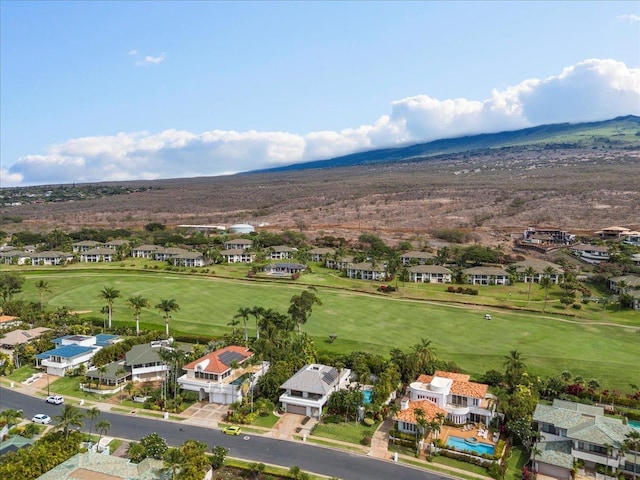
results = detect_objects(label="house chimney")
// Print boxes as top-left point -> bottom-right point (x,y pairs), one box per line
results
400,397 -> 410,411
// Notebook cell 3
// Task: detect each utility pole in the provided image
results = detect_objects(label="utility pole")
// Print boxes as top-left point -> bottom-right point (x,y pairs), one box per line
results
47,374 -> 50,396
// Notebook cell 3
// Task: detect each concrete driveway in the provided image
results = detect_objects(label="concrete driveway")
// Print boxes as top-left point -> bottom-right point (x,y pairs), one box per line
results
180,401 -> 229,427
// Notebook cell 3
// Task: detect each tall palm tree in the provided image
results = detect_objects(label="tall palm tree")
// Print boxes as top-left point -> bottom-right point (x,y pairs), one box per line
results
128,294 -> 150,337
34,280 -> 51,310
155,299 -> 180,337
504,349 -> 526,392
99,286 -> 121,329
234,307 -> 252,345
539,276 -> 553,312
250,306 -> 265,340
86,406 -> 100,445
523,266 -> 537,301
54,404 -> 85,441
413,338 -> 437,371
163,447 -> 185,480
95,419 -> 111,449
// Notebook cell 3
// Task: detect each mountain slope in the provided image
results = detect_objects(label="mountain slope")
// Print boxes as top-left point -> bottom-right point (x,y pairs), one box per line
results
254,115 -> 640,173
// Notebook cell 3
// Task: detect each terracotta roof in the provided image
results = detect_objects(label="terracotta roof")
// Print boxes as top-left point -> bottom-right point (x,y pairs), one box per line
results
394,400 -> 447,424
416,371 -> 488,399
0,315 -> 20,324
183,345 -> 252,374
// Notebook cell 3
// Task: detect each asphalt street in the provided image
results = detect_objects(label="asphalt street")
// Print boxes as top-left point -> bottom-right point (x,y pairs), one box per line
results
0,386 -> 452,480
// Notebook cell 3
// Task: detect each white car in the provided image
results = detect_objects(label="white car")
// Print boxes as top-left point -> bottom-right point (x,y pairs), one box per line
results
46,395 -> 64,405
32,414 -> 52,424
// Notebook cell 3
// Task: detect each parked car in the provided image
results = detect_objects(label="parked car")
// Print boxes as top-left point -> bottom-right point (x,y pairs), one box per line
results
221,425 -> 241,435
32,414 -> 52,424
46,395 -> 64,405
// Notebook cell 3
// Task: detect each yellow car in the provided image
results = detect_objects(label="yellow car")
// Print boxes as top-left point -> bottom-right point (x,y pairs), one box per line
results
222,425 -> 241,435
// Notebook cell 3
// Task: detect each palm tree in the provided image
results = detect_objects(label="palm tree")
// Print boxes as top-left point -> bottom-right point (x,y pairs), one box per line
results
95,419 -> 111,449
54,404 -> 85,441
99,286 -> 121,329
86,406 -> 100,445
523,266 -> 537,301
124,381 -> 136,401
128,294 -> 150,337
155,299 -> 180,336
250,306 -> 265,340
34,280 -> 51,310
504,349 -> 526,392
163,447 -> 185,480
623,430 -> 640,480
539,276 -> 553,312
97,365 -> 108,389
413,338 -> 437,371
414,407 -> 426,453
234,307 -> 252,345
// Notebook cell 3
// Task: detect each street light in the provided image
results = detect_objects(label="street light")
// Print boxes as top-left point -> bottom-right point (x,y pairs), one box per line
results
46,373 -> 50,396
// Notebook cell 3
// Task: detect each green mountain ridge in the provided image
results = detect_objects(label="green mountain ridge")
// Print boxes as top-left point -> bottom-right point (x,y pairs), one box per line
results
252,115 -> 640,173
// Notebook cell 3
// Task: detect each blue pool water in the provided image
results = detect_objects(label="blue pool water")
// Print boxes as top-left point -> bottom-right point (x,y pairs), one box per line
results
630,420 -> 640,430
446,436 -> 495,456
363,390 -> 372,404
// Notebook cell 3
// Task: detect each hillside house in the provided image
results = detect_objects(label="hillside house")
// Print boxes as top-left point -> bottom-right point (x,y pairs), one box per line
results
223,239 -> 253,250
221,248 -> 255,263
408,265 -> 452,283
512,259 -> 564,284
309,247 -> 335,262
79,247 -> 115,263
569,244 -> 610,264
346,262 -> 387,281
463,266 -> 510,285
400,251 -> 435,266
131,245 -> 160,259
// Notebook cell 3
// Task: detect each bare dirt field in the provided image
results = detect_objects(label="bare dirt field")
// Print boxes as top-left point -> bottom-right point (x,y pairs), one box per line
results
3,148 -> 640,246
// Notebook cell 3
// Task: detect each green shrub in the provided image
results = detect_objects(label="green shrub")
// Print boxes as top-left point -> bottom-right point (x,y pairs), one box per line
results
363,418 -> 375,427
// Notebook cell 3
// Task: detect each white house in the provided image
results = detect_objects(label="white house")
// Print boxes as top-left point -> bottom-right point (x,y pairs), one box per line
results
623,231 -> 640,247
178,345 -> 265,404
569,244 -> 610,264
36,334 -> 120,376
223,239 -> 253,250
309,247 -> 335,262
511,259 -> 564,284
400,251 -> 435,266
79,247 -> 115,263
131,245 -> 160,259
72,240 -> 104,253
125,341 -> 172,382
346,262 -> 387,281
463,266 -> 510,285
30,251 -> 74,266
221,248 -> 255,263
269,245 -> 297,260
408,265 -> 452,283
279,364 -> 351,417
171,252 -> 205,267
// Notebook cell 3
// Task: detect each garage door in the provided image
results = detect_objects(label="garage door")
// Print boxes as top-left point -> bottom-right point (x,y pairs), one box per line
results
286,404 -> 307,416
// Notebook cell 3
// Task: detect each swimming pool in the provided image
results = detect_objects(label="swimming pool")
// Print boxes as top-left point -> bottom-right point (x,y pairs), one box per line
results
446,436 -> 495,456
630,420 -> 640,430
363,389 -> 372,404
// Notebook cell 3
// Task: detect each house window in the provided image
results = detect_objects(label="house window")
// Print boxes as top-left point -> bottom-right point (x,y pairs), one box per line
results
290,390 -> 304,398
451,395 -> 468,407
588,444 -> 608,455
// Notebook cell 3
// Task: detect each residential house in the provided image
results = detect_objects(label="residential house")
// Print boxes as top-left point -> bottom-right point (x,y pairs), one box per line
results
512,259 -> 564,284
0,327 -> 51,358
0,249 -> 30,265
85,360 -> 129,387
178,345 -> 263,404
609,275 -> 640,310
393,397 -> 448,436
408,265 -> 452,283
309,247 -> 335,262
71,240 -> 104,253
279,363 -> 351,417
36,334 -> 120,376
36,452 -> 163,480
532,399 -> 634,480
269,245 -> 297,260
221,248 -> 255,263
0,315 -> 21,330
154,247 -> 190,261
79,247 -> 115,263
125,340 -> 175,382
131,244 -> 160,259
632,254 -> 640,266
223,238 -> 253,250
595,226 -> 631,239
104,239 -> 129,249
30,251 -> 73,266
407,371 -> 496,426
264,262 -> 307,275
400,251 -> 435,266
463,266 -> 510,285
346,262 -> 387,281
523,227 -> 575,245
623,231 -> 640,247
570,244 -> 610,264
325,255 -> 354,270
171,251 -> 205,267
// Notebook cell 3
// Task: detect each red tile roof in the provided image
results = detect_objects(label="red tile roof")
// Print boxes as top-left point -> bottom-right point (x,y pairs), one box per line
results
417,371 -> 488,399
183,345 -> 252,374
394,400 -> 447,424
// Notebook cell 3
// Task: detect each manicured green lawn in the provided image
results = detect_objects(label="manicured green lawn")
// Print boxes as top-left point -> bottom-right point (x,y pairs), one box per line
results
5,366 -> 37,382
47,375 -> 107,402
432,454 -> 490,476
505,446 -> 529,480
252,412 -> 280,428
12,268 -> 640,389
311,420 -> 379,445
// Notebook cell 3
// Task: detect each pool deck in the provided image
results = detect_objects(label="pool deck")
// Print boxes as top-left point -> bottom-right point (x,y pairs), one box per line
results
440,424 -> 497,446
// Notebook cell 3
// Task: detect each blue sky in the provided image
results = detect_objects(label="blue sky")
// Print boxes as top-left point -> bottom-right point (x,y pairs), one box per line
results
1,1 -> 639,186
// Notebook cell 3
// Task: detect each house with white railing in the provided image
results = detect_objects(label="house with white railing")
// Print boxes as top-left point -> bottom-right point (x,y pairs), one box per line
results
35,334 -> 120,376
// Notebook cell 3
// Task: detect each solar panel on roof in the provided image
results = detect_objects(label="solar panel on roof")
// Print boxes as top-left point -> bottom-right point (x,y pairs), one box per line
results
218,350 -> 246,366
322,368 -> 339,385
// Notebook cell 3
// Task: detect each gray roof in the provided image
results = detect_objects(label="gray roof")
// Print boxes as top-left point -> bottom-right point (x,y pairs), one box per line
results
72,240 -> 103,247
533,400 -> 632,446
0,327 -> 51,347
463,266 -> 508,275
37,452 -> 163,480
81,248 -> 115,255
512,259 -> 563,274
536,441 -> 574,469
309,247 -> 335,255
224,238 -> 253,245
610,275 -> 640,288
571,243 -> 609,253
173,251 -> 204,259
409,265 -> 452,274
125,343 -> 165,366
271,245 -> 296,252
85,361 -> 128,381
281,364 -> 342,395
132,244 -> 160,251
348,262 -> 386,272
221,248 -> 252,255
31,250 -> 71,258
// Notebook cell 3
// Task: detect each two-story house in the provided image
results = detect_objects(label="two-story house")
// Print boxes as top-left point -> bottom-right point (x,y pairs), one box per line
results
125,341 -> 172,382
346,262 -> 387,281
279,363 -> 351,417
72,240 -> 104,253
569,244 -> 610,264
269,245 -> 297,260
221,248 -> 256,263
512,259 -> 564,284
532,400 -> 634,480
463,267 -> 510,285
408,265 -> 452,283
309,247 -> 335,263
223,239 -> 253,250
79,247 -> 115,263
400,251 -> 435,266
30,251 -> 73,266
35,334 -> 120,376
131,245 -> 160,259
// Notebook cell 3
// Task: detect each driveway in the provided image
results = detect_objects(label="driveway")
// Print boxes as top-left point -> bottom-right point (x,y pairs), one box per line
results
180,401 -> 229,427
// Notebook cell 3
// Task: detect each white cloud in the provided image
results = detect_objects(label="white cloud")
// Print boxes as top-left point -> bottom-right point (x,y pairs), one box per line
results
135,53 -> 165,66
128,49 -> 138,56
618,14 -> 640,23
5,58 -> 640,186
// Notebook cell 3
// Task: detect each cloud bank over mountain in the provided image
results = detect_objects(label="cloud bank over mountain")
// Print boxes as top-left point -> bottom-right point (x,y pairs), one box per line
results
4,58 -> 639,186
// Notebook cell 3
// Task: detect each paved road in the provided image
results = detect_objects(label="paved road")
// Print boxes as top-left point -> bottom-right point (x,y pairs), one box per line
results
0,386 -> 451,480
